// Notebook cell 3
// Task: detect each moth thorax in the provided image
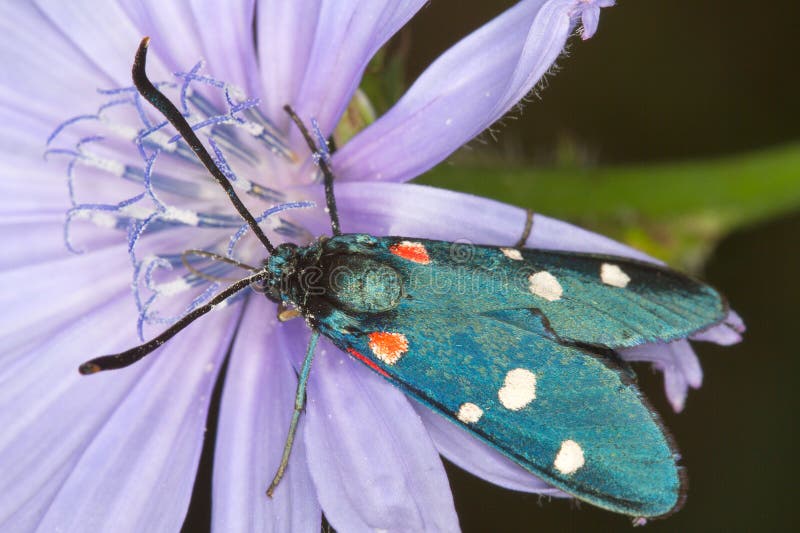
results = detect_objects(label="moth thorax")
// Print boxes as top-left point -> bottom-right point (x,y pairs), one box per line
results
324,255 -> 403,314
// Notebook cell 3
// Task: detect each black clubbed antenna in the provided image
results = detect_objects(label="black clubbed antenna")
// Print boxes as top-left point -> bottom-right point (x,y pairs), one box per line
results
132,37 -> 276,254
79,38 -> 276,375
79,271 -> 267,374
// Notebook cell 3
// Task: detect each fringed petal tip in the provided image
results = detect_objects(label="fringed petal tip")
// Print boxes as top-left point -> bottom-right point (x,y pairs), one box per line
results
572,0 -> 616,40
620,340 -> 703,413
691,310 -> 746,346
335,0 -> 616,184
621,308 -> 746,413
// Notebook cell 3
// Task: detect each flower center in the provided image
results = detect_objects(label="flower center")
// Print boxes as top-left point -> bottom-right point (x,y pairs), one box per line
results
46,61 -> 323,340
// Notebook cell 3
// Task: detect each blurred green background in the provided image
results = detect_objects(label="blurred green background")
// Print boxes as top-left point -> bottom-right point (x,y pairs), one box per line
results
185,1 -> 799,532
405,1 -> 800,532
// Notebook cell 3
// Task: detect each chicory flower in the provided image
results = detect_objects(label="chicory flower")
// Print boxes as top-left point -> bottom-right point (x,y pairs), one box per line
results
0,1 -> 743,531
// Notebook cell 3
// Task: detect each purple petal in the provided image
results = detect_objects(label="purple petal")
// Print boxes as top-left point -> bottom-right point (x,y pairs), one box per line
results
0,217 -> 110,273
255,0 -> 321,130
413,405 -> 567,496
577,0 -> 616,39
36,304 -> 241,532
0,176 -> 69,215
333,181 -> 653,260
257,1 -> 424,134
0,3 -> 112,123
291,1 -> 425,137
334,0 -> 609,183
578,7 -> 600,39
213,297 -> 321,533
691,310 -> 745,345
119,0 -> 260,95
0,289 -> 241,531
620,340 -> 704,412
0,297 -> 144,531
32,0 -> 172,85
0,246 -> 131,360
300,329 -> 460,532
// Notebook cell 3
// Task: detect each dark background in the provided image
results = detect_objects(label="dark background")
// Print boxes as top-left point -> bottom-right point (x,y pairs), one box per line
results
185,1 -> 799,531
407,1 -> 799,531
408,0 -> 799,164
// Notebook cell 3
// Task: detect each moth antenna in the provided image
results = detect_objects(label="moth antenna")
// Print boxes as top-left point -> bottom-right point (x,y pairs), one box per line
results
78,271 -> 267,374
132,37 -> 276,254
283,105 -> 341,237
181,249 -> 259,282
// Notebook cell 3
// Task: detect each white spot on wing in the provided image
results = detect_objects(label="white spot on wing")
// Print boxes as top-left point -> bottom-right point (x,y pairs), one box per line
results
457,402 -> 483,424
528,271 -> 563,301
601,263 -> 631,288
554,439 -> 585,475
501,247 -> 523,261
498,368 -> 537,410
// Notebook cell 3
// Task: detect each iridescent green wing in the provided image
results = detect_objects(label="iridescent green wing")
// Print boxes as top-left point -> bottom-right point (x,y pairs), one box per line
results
314,235 -> 725,517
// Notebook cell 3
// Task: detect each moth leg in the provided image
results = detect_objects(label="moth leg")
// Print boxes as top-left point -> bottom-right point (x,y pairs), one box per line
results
266,329 -> 321,497
514,208 -> 534,248
277,301 -> 302,322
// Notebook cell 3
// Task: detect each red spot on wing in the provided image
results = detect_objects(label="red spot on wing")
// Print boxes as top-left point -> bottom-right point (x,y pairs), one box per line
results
367,332 -> 409,365
389,241 -> 430,264
347,348 -> 390,378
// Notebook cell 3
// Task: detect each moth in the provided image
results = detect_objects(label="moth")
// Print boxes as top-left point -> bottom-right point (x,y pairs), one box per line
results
80,38 -> 729,520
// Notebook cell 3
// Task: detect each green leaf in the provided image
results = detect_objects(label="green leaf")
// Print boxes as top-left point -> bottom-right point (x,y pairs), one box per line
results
416,143 -> 800,270
333,89 -> 377,147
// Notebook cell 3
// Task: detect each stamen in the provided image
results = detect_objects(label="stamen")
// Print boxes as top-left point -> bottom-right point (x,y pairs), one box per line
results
46,114 -> 98,146
274,218 -> 311,240
136,255 -> 222,339
178,61 -> 206,114
49,45 -> 326,359
310,118 -> 331,164
63,191 -> 148,253
208,137 -> 284,202
226,201 -> 315,257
